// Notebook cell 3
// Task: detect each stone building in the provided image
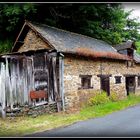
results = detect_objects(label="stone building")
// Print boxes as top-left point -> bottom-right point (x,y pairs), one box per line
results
1,20 -> 140,117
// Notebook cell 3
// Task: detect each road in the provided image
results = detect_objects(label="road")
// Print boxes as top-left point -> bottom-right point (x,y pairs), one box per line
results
26,104 -> 140,137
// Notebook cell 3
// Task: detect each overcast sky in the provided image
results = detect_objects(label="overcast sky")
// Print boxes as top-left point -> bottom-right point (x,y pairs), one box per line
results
122,3 -> 140,22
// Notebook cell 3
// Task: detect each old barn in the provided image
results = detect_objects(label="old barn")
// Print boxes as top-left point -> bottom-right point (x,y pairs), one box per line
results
0,20 -> 140,118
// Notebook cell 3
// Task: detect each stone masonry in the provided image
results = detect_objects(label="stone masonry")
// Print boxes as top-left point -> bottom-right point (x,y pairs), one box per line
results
18,30 -> 140,111
63,56 -> 140,110
18,29 -> 51,52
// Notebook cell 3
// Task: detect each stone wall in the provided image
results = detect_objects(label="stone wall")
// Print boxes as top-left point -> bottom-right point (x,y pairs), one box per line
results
6,103 -> 57,118
63,55 -> 140,110
135,76 -> 140,95
18,29 -> 51,52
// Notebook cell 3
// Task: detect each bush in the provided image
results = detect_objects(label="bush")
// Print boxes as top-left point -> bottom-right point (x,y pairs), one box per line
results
109,92 -> 120,102
88,91 -> 109,106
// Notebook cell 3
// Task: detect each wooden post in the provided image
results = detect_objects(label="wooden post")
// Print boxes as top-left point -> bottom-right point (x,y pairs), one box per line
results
52,56 -> 60,111
59,53 -> 65,111
45,52 -> 51,104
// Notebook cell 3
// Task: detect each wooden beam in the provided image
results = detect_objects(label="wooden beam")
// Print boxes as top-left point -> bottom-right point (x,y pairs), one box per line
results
97,74 -> 112,78
123,74 -> 137,77
16,41 -> 24,44
12,21 -> 27,52
59,55 -> 65,111
79,75 -> 92,78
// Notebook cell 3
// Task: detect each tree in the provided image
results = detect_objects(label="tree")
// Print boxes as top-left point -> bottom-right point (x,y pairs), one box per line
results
0,3 -> 140,53
29,3 -> 140,45
46,3 -> 140,45
0,3 -> 37,39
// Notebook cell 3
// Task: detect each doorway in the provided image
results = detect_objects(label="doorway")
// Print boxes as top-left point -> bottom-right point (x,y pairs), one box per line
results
125,76 -> 136,96
100,76 -> 110,96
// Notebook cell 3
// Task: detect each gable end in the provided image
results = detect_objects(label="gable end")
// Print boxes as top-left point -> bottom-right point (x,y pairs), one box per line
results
18,29 -> 52,53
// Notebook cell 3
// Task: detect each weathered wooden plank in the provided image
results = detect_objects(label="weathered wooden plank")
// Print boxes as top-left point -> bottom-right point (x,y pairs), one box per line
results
0,62 -> 6,118
52,56 -> 60,111
59,55 -> 65,111
26,58 -> 34,104
47,54 -> 55,103
46,53 -> 51,103
11,59 -> 18,106
0,51 -> 63,117
17,59 -> 23,105
5,58 -> 10,107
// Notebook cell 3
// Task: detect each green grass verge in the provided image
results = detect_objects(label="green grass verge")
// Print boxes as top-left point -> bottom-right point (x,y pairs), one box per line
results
0,94 -> 140,137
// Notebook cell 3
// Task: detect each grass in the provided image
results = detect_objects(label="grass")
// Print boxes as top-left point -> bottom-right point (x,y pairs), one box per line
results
0,94 -> 140,137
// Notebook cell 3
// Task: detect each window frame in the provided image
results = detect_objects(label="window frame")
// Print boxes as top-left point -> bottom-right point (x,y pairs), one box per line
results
79,75 -> 93,89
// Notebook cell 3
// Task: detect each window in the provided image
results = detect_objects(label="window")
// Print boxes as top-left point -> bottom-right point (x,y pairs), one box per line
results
138,76 -> 140,87
127,60 -> 134,68
115,76 -> 121,84
79,75 -> 92,89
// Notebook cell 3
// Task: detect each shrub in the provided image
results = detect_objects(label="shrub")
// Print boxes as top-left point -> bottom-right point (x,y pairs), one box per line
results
88,91 -> 109,106
109,92 -> 120,102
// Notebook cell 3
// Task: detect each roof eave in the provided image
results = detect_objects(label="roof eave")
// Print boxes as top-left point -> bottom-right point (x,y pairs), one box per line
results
61,51 -> 130,61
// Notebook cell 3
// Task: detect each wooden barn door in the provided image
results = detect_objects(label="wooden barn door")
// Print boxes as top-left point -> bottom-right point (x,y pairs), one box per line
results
100,76 -> 110,96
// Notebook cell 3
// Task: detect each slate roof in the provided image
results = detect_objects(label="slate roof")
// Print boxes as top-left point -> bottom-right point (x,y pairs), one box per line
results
28,22 -> 117,53
134,51 -> 140,63
12,21 -> 130,61
114,41 -> 136,51
114,41 -> 140,63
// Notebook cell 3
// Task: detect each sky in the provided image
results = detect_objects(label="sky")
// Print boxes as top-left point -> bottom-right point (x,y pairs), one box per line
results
122,3 -> 140,22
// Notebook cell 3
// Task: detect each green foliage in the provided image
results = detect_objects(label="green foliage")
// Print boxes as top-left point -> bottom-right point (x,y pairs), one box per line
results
0,4 -> 37,37
0,3 -> 140,53
61,3 -> 140,45
109,92 -> 120,102
76,4 -> 127,44
128,93 -> 136,99
89,91 -> 120,106
0,40 -> 13,54
135,41 -> 140,54
89,91 -> 109,105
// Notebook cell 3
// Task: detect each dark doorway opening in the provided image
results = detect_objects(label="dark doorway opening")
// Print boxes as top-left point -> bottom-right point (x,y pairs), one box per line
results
125,76 -> 136,96
100,76 -> 110,96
